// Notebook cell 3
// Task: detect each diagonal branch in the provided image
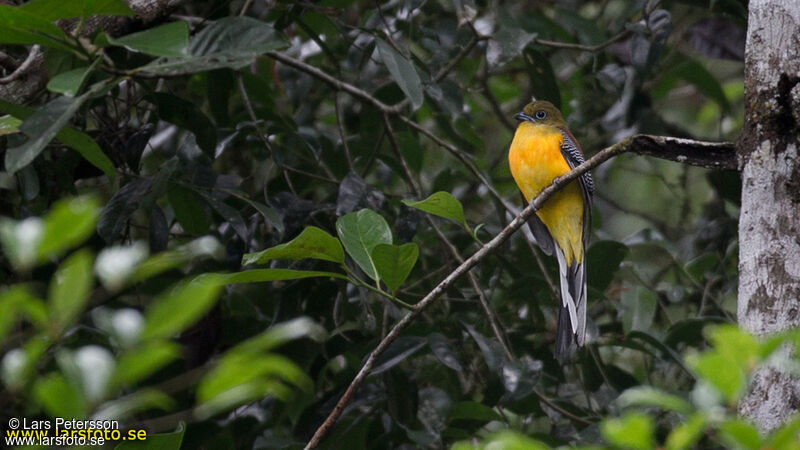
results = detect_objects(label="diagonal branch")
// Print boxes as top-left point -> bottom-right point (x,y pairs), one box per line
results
304,134 -> 635,449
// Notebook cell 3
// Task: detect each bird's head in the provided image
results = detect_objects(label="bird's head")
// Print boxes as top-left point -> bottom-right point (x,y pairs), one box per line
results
514,100 -> 566,128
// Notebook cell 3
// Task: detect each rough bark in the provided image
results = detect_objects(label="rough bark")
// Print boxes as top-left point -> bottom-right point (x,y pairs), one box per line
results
737,0 -> 800,431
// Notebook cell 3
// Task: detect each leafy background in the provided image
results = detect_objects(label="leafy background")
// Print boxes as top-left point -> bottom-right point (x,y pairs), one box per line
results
2,0 -> 797,449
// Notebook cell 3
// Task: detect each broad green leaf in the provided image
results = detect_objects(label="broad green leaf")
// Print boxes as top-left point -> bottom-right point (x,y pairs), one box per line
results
0,217 -> 44,270
402,191 -> 469,230
198,353 -> 312,403
142,274 -> 226,340
94,389 -> 173,423
115,422 -> 185,450
586,240 -> 629,291
0,115 -> 21,136
167,184 -> 211,235
113,342 -> 181,387
38,195 -> 100,262
672,58 -> 731,112
46,58 -> 100,97
140,17 -> 288,75
48,249 -> 93,333
371,243 -> 418,291
97,178 -> 154,243
523,48 -> 561,109
665,413 -> 707,450
376,38 -> 423,110
427,332 -> 463,372
336,209 -> 392,281
219,269 -> 348,284
719,419 -> 762,450
131,236 -> 223,282
448,401 -> 502,422
601,412 -> 655,450
198,192 -> 249,243
148,93 -> 217,155
621,283 -> 657,334
688,352 -> 745,403
33,373 -> 87,418
5,92 -> 92,174
708,325 -> 760,371
0,99 -> 115,178
616,386 -> 693,414
685,253 -> 720,281
0,287 -> 34,341
488,27 -> 537,67
0,5 -> 69,50
243,226 -> 344,265
228,317 -> 326,356
463,431 -> 549,450
21,0 -> 133,20
107,22 -> 189,57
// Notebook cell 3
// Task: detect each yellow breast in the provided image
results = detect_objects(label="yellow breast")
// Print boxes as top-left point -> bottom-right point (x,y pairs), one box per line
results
508,122 -> 585,264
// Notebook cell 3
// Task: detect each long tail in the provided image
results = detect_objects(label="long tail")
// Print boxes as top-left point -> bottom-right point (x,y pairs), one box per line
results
554,247 -> 587,359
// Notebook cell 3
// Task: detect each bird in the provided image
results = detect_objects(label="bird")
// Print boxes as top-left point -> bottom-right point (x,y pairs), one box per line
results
508,99 -> 593,359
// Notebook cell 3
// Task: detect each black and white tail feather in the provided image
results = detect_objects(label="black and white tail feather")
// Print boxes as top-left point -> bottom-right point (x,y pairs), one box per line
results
525,129 -> 593,360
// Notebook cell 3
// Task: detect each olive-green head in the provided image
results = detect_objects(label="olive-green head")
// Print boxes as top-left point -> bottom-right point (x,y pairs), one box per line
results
514,100 -> 567,128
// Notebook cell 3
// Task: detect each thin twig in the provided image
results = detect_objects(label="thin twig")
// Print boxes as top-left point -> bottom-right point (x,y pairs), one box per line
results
335,92 -> 355,172
534,30 -> 631,53
305,134 -> 633,449
0,45 -> 41,84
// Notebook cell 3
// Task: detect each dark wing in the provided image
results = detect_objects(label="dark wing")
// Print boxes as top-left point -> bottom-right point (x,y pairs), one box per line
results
559,128 -> 593,242
520,192 -> 555,256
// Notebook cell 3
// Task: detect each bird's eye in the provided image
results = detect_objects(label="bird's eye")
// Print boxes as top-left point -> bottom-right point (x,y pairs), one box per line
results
534,110 -> 547,120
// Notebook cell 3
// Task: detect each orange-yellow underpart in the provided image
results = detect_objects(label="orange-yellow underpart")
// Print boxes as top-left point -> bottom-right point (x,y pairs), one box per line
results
509,122 -> 585,265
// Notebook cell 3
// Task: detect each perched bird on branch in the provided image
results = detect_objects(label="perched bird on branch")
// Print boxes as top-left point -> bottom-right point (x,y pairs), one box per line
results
508,99 -> 593,359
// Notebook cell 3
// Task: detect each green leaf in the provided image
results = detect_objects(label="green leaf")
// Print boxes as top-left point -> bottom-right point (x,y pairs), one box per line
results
38,195 -> 100,262
148,93 -> 217,155
4,92 -> 92,174
107,22 -> 189,57
48,249 -> 93,333
115,422 -> 185,450
402,192 -> 469,230
621,283 -> 657,334
601,412 -> 655,450
140,17 -> 288,75
371,243 -> 418,291
488,27 -> 537,67
46,58 -> 100,97
708,324 -> 760,371
113,342 -> 181,387
131,236 -> 223,282
719,419 -> 762,450
616,386 -> 693,415
665,413 -> 707,450
21,0 -> 133,20
336,209 -> 392,281
468,431 -> 550,450
0,99 -> 115,178
227,317 -> 326,356
0,114 -> 21,136
448,401 -> 502,422
376,38 -> 423,110
685,253 -> 720,281
167,184 -> 211,235
0,5 -> 69,50
219,269 -> 348,284
33,373 -> 87,418
688,352 -> 745,403
142,274 -> 226,341
672,57 -> 731,112
243,226 -> 344,265
522,48 -> 561,109
586,240 -> 629,291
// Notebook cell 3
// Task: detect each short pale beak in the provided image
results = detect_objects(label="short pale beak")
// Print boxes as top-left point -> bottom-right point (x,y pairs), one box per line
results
514,112 -> 535,122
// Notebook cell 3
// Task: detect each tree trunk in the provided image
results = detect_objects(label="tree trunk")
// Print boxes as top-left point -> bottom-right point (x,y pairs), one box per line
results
737,0 -> 800,431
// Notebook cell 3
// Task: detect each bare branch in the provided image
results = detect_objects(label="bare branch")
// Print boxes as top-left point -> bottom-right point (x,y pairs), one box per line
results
304,136 -> 632,449
0,46 -> 41,85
